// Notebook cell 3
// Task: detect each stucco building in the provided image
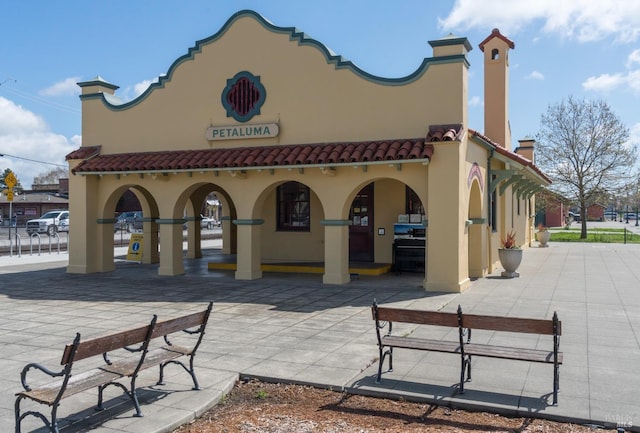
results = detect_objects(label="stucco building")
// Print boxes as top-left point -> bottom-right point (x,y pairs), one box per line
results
66,10 -> 549,292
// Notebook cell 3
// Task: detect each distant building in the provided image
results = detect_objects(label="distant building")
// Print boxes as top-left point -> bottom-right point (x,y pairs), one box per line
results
0,192 -> 68,226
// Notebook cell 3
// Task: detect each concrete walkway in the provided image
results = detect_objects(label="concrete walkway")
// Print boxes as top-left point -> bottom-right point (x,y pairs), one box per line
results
1,232 -> 639,432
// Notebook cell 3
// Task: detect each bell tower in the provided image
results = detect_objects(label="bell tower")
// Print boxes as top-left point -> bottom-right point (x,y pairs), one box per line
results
479,28 -> 514,150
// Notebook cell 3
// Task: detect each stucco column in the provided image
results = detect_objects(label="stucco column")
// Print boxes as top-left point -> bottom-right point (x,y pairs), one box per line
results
142,218 -> 159,264
424,142 -> 469,293
220,216 -> 235,254
234,219 -> 262,280
67,172 -> 101,274
156,219 -> 185,276
183,216 -> 202,259
91,219 -> 116,272
321,219 -> 351,284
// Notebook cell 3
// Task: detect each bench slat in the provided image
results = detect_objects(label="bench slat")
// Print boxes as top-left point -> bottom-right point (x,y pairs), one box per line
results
142,345 -> 191,368
464,343 -> 563,364
62,324 -> 153,364
374,307 -> 459,327
461,314 -> 561,335
18,368 -> 123,405
152,310 -> 208,338
382,335 -> 462,354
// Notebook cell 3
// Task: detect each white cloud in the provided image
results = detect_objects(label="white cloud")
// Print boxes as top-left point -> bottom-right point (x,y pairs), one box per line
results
625,122 -> 640,152
0,97 -> 47,133
469,95 -> 483,106
439,0 -> 640,43
119,76 -> 163,102
40,77 -> 81,97
626,49 -> 640,68
0,96 -> 76,188
582,72 -> 626,92
526,71 -> 544,80
583,49 -> 640,94
626,69 -> 640,93
133,79 -> 155,98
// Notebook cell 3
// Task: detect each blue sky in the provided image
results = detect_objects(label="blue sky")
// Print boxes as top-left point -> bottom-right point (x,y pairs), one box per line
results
1,0 -> 639,187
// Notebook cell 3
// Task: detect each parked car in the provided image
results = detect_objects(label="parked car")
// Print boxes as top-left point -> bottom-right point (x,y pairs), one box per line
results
200,214 -> 219,229
623,213 -> 638,222
603,211 -> 617,221
568,211 -> 580,222
114,211 -> 143,232
26,210 -> 69,236
58,213 -> 69,232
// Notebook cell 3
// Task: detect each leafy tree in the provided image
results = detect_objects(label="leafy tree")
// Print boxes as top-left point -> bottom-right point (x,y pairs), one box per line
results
536,96 -> 637,239
33,167 -> 68,185
0,168 -> 23,192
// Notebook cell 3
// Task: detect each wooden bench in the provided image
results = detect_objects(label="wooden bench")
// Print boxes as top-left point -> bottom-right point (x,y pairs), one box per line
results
15,301 -> 213,433
372,302 -> 563,405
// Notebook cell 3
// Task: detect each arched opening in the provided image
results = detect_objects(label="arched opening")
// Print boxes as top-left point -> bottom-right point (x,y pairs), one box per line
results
468,179 -> 484,278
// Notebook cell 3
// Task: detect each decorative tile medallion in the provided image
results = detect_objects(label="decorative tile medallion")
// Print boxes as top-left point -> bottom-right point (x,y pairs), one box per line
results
221,71 -> 266,122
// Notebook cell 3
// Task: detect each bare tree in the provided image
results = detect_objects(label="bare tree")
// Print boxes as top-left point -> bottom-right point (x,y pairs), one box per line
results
536,96 -> 637,238
33,167 -> 68,185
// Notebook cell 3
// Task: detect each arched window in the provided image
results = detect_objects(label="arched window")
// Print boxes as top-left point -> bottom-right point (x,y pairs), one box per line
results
277,181 -> 310,231
491,48 -> 500,60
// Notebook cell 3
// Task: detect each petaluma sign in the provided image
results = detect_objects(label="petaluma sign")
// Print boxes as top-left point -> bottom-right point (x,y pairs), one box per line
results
206,123 -> 279,141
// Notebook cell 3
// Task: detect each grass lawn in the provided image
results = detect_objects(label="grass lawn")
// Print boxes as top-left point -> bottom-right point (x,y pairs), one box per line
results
548,227 -> 640,243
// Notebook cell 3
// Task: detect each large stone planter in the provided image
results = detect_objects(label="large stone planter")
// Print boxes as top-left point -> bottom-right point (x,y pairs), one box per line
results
536,230 -> 550,247
498,248 -> 522,278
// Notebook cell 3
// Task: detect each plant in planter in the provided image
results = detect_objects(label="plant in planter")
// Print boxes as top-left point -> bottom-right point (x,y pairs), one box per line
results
536,223 -> 550,247
499,229 -> 522,278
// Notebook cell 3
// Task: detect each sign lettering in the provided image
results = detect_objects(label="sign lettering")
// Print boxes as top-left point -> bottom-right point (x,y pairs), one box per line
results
206,123 -> 279,141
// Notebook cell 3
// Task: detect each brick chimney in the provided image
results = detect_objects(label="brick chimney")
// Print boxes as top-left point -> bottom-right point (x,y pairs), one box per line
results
516,137 -> 535,163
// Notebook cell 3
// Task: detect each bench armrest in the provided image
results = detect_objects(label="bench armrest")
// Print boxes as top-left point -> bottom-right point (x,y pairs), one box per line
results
102,343 -> 144,365
20,362 -> 67,392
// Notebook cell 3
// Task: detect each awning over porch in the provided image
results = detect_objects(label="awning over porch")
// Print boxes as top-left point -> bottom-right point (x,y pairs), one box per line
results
469,129 -> 551,199
67,138 -> 435,176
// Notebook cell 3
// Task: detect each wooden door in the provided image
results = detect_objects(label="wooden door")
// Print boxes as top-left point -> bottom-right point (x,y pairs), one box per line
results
349,184 -> 374,262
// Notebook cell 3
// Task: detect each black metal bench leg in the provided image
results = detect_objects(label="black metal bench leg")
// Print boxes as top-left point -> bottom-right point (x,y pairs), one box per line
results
376,353 -> 384,383
158,359 -> 201,390
14,396 -> 22,433
97,385 -> 106,411
459,354 -> 472,394
188,357 -> 201,390
553,363 -> 559,405
129,377 -> 144,417
376,348 -> 393,383
15,396 -> 59,433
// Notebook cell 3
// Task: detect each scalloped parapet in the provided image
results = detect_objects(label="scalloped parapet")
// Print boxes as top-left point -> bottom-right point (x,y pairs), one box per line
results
78,10 -> 472,111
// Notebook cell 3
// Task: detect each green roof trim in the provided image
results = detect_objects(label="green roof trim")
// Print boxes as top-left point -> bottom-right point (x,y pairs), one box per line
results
428,36 -> 473,53
91,10 -> 470,111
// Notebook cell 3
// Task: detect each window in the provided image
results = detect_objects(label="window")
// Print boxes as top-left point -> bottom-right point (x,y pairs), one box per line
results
491,175 -> 497,231
405,186 -> 425,215
277,182 -> 310,231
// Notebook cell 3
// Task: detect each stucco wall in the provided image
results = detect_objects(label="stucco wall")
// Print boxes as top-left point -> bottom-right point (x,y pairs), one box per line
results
80,13 -> 466,154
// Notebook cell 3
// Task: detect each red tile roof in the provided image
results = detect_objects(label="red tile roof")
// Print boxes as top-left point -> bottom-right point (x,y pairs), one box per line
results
68,138 -> 435,174
468,129 -> 551,184
478,28 -> 515,52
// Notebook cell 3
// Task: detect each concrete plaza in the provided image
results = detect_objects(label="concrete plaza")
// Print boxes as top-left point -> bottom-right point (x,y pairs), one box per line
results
1,224 -> 639,432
